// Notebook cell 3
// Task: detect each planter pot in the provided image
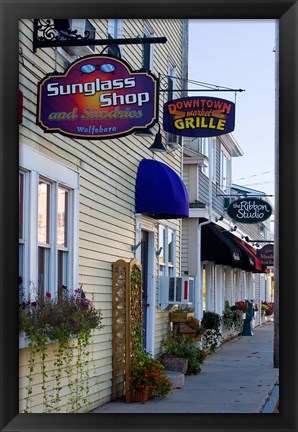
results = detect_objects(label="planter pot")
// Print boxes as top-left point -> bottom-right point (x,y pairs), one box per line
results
131,387 -> 153,403
242,313 -> 246,320
169,312 -> 194,323
162,356 -> 188,374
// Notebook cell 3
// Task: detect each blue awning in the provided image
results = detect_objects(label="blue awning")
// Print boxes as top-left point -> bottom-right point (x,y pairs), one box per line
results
135,159 -> 189,219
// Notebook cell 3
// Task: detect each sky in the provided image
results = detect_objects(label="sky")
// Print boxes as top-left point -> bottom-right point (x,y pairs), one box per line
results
188,20 -> 276,199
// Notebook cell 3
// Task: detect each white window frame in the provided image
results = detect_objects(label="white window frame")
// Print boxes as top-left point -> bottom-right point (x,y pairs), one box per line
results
167,60 -> 177,100
158,225 -> 177,277
142,20 -> 154,71
220,145 -> 231,193
211,137 -> 217,183
107,19 -> 123,56
19,143 -> 79,301
200,138 -> 209,178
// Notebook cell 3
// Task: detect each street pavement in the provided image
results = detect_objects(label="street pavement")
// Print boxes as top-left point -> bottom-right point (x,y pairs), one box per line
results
92,322 -> 279,414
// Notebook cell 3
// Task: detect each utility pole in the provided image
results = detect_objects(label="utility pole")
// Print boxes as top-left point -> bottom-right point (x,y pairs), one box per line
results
274,21 -> 279,368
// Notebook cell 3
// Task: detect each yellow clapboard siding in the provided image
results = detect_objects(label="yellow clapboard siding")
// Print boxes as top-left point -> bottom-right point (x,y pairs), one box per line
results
19,17 -> 186,412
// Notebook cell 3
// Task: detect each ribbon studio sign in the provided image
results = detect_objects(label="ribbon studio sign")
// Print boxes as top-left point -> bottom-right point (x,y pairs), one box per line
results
163,96 -> 235,137
37,55 -> 157,139
227,198 -> 272,224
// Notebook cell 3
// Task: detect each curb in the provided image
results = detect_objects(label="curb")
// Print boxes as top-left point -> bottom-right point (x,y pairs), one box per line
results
261,383 -> 279,413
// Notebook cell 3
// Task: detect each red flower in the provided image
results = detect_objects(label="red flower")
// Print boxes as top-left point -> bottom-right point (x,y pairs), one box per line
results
45,292 -> 51,299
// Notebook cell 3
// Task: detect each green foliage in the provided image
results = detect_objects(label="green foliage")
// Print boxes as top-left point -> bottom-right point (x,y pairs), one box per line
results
19,284 -> 103,413
161,333 -> 206,375
223,301 -> 243,330
129,263 -> 172,399
130,351 -> 172,398
19,288 -> 103,342
201,311 -> 222,352
130,264 -> 143,356
201,311 -> 222,331
171,305 -> 194,313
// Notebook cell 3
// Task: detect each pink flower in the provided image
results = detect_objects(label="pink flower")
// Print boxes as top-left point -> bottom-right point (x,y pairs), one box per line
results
45,292 -> 51,299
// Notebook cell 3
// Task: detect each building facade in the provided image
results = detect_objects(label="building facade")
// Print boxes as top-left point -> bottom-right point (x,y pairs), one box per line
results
181,135 -> 273,327
19,18 -> 189,412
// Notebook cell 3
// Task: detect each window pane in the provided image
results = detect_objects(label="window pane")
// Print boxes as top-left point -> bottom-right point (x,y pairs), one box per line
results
38,181 -> 50,244
159,227 -> 165,264
19,243 -> 24,287
38,246 -> 50,297
19,172 -> 24,239
57,188 -> 68,247
168,230 -> 174,265
169,277 -> 175,302
175,278 -> 182,302
58,250 -> 68,300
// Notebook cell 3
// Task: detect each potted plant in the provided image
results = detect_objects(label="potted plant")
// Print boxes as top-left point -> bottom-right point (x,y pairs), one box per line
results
169,305 -> 195,323
201,311 -> 222,352
129,351 -> 172,402
234,301 -> 248,319
261,301 -> 274,321
161,332 -> 206,375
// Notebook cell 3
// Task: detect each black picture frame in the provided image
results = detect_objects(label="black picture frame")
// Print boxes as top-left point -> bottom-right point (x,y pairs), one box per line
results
1,1 -> 297,431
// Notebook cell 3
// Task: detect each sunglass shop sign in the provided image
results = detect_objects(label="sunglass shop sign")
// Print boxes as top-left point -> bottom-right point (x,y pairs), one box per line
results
37,55 -> 157,139
163,96 -> 235,137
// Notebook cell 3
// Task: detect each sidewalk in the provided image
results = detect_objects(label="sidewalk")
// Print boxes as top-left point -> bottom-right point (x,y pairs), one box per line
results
92,322 -> 279,414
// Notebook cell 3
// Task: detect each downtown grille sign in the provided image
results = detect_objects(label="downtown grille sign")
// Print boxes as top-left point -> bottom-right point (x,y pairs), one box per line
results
37,55 -> 158,139
163,96 -> 235,137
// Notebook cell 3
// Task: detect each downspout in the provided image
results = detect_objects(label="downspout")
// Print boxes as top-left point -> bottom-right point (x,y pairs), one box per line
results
195,139 -> 213,319
180,19 -> 188,276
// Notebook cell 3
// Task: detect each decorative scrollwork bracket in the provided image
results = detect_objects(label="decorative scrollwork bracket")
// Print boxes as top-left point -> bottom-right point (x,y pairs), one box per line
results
33,19 -> 167,53
33,19 -> 93,52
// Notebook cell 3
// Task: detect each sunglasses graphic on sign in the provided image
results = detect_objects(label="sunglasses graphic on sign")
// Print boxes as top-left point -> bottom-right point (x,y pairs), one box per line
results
80,63 -> 116,74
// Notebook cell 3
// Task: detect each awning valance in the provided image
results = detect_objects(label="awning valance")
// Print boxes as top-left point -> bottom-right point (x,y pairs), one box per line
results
135,159 -> 189,219
223,233 -> 265,273
201,223 -> 242,267
232,236 -> 264,272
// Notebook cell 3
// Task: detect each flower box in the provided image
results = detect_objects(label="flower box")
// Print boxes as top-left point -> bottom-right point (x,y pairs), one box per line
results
169,312 -> 194,323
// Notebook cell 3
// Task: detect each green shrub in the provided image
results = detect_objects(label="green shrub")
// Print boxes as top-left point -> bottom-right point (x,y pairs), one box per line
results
161,333 -> 206,375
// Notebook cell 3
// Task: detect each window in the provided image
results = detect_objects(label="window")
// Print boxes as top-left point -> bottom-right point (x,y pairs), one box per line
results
57,187 -> 69,300
220,145 -> 231,193
19,144 -> 79,301
142,21 -> 154,71
167,62 -> 176,101
19,171 -> 25,285
107,19 -> 123,57
159,226 -> 176,276
199,138 -> 209,177
38,179 -> 51,298
167,62 -> 182,146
